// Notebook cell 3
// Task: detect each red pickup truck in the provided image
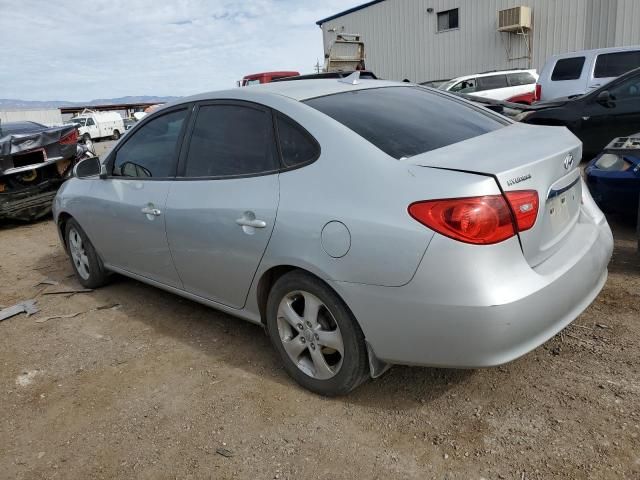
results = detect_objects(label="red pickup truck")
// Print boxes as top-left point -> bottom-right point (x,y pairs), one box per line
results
239,71 -> 300,86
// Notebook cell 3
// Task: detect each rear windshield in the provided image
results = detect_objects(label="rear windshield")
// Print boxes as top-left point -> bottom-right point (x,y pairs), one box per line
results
304,87 -> 506,159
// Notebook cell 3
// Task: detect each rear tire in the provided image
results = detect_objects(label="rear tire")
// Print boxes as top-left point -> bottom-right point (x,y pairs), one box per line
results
112,129 -> 120,140
64,218 -> 108,289
266,271 -> 369,396
82,133 -> 91,143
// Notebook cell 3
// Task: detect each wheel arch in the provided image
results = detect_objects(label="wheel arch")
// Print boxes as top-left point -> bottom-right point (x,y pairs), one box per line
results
254,264 -> 390,379
57,211 -> 74,252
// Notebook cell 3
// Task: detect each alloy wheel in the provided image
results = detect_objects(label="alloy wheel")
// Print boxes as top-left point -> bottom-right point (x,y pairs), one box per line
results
276,290 -> 344,380
68,227 -> 90,280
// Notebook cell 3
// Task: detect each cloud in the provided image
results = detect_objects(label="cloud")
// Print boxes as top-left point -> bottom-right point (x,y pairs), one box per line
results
0,0 -> 363,101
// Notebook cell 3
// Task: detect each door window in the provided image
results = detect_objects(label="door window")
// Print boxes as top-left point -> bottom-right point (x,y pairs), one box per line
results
508,72 -> 536,86
609,74 -> 640,101
183,104 -> 278,178
477,75 -> 508,91
449,78 -> 476,93
594,51 -> 640,78
112,108 -> 187,178
551,57 -> 586,81
275,113 -> 320,167
86,118 -> 95,126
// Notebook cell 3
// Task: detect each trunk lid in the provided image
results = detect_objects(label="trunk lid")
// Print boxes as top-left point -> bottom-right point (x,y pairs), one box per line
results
407,123 -> 583,266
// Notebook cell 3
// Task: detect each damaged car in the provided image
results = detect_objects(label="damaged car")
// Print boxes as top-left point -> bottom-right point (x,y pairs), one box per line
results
0,121 -> 80,222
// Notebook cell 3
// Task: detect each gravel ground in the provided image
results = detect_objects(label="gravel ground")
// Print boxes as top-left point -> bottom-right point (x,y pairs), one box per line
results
0,216 -> 638,480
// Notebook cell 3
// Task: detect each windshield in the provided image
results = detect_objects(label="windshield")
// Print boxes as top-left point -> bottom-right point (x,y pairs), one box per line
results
304,86 -> 506,159
438,79 -> 458,91
71,118 -> 86,126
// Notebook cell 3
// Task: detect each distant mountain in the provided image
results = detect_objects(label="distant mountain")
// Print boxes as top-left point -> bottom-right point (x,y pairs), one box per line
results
0,96 -> 180,110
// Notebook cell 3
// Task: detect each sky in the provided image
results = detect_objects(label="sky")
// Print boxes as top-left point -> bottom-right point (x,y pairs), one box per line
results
0,0 -> 363,101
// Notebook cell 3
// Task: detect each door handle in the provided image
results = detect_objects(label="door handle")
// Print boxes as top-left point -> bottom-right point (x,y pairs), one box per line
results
141,206 -> 162,216
236,217 -> 267,228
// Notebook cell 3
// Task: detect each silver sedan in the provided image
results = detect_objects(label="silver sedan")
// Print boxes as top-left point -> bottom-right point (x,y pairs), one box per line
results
53,78 -> 613,395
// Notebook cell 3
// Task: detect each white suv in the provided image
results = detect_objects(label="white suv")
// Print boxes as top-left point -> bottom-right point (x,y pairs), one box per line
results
536,45 -> 640,102
438,69 -> 538,104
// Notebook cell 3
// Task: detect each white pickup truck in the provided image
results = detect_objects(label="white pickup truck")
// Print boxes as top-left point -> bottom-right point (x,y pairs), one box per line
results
70,111 -> 125,141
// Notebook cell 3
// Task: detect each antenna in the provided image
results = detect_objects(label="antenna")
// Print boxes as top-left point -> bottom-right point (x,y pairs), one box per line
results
338,71 -> 360,85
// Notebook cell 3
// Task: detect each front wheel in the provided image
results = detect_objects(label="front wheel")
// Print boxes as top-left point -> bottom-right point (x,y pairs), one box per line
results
65,218 -> 108,289
266,271 -> 369,396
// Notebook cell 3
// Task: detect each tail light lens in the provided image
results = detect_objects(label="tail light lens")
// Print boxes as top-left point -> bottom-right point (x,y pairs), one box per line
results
409,195 -> 516,245
409,191 -> 539,245
60,129 -> 78,145
504,190 -> 539,231
534,83 -> 541,102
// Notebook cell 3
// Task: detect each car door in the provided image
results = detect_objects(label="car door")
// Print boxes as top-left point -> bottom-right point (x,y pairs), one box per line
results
474,74 -> 510,100
164,101 -> 280,308
589,50 -> 640,92
86,117 -> 100,139
581,73 -> 640,156
84,107 -> 191,287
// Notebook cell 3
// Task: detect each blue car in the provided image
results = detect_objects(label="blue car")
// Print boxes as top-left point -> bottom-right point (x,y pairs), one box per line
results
586,135 -> 640,216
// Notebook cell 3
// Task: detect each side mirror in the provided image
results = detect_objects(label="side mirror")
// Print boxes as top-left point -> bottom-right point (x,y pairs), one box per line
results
73,156 -> 103,178
596,90 -> 614,107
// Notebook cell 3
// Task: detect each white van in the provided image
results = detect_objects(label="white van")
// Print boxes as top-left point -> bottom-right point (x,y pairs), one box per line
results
70,111 -> 125,141
536,45 -> 640,102
438,69 -> 538,104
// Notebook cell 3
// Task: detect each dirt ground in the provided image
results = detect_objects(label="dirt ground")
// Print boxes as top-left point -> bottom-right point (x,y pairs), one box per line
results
0,216 -> 638,480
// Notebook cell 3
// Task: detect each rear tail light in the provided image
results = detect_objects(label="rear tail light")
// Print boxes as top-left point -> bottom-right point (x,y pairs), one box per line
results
60,129 -> 78,145
409,195 -> 516,245
534,83 -> 541,102
409,191 -> 539,245
504,190 -> 539,232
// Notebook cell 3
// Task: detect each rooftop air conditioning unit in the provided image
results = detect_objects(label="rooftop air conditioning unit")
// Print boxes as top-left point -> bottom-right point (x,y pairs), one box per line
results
498,6 -> 532,32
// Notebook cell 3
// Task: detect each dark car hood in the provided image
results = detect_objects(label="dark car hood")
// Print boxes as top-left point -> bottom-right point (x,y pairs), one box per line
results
522,96 -> 582,111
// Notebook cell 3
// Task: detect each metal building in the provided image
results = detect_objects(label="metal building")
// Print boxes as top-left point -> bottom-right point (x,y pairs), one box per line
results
317,0 -> 640,83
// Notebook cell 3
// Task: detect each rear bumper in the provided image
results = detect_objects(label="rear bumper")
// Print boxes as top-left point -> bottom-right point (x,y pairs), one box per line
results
333,207 -> 613,368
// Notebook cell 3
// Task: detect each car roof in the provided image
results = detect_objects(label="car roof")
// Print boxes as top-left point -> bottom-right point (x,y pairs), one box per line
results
168,79 -> 408,106
548,45 -> 640,60
447,69 -> 536,82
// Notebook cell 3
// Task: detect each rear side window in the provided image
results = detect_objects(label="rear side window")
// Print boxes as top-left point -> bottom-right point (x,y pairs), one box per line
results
304,87 -> 505,160
275,113 -> 319,167
594,51 -> 640,78
551,57 -> 586,81
113,109 -> 187,178
508,72 -> 536,86
184,104 -> 277,178
477,75 -> 508,91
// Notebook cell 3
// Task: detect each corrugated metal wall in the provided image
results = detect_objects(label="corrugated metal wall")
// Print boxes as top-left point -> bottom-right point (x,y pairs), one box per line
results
320,0 -> 640,82
0,109 -> 63,126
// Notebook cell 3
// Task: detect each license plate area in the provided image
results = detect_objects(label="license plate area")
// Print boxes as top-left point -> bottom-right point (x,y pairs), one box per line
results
545,176 -> 581,236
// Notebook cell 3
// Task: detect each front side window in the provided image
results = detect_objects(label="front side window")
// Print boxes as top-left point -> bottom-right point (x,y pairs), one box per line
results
449,78 -> 476,93
594,51 -> 640,78
275,113 -> 319,167
437,8 -> 459,32
508,72 -> 536,86
183,104 -> 277,178
304,87 -> 505,160
551,57 -> 586,81
86,118 -> 95,126
112,108 -> 187,178
608,74 -> 640,101
477,75 -> 508,91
